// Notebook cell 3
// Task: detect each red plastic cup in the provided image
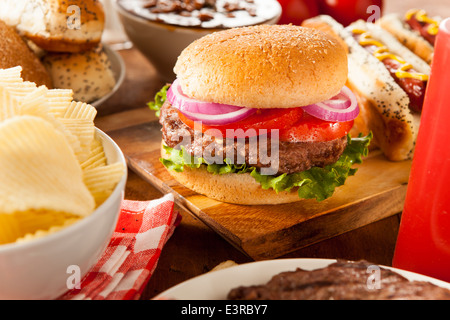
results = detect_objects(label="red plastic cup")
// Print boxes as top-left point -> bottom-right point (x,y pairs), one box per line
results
392,18 -> 450,282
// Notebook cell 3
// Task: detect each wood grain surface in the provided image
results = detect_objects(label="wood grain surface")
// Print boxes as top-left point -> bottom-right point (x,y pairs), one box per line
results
93,1 -> 450,299
107,119 -> 411,260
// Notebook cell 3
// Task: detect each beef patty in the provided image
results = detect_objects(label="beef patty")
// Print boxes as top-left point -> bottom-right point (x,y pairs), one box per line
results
228,260 -> 450,300
159,101 -> 347,175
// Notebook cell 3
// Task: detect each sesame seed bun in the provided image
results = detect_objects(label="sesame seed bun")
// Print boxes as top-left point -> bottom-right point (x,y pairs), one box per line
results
173,24 -> 348,109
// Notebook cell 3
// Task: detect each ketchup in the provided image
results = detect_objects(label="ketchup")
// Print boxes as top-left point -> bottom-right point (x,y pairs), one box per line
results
405,10 -> 438,46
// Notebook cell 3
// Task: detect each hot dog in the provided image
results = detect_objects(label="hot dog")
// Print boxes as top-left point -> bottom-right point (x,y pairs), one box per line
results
378,9 -> 441,65
349,22 -> 429,113
302,15 -> 430,161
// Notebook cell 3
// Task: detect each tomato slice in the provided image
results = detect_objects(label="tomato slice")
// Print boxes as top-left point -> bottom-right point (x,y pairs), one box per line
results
177,108 -> 304,138
177,108 -> 353,142
279,112 -> 354,142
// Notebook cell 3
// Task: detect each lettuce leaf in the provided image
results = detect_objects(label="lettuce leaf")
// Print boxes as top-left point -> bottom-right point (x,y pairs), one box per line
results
160,133 -> 372,202
148,84 -> 170,117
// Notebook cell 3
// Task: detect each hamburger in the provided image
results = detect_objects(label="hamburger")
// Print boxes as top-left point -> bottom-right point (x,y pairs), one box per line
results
149,24 -> 371,205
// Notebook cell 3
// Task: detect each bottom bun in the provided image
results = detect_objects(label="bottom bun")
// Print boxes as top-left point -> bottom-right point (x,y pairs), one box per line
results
161,143 -> 302,205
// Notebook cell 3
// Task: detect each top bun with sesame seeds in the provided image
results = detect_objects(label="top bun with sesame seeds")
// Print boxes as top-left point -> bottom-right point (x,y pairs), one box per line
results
173,24 -> 348,109
0,0 -> 104,53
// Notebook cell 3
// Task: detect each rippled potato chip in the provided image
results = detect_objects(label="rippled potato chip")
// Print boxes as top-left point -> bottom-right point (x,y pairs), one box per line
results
0,210 -> 80,245
0,66 -> 125,245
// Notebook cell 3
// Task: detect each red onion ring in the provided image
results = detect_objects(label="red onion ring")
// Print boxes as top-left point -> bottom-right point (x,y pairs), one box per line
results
167,79 -> 359,125
167,79 -> 256,125
301,86 -> 359,122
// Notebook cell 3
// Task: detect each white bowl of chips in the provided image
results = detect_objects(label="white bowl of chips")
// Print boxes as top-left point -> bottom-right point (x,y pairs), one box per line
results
0,67 -> 127,299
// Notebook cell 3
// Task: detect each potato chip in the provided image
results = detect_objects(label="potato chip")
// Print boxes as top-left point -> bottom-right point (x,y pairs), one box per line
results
15,217 -> 81,244
81,137 -> 107,170
0,210 -> 80,245
83,162 -> 125,206
46,89 -> 73,117
2,81 -> 38,100
0,213 -> 21,245
0,86 -> 20,121
0,115 -> 95,216
58,118 -> 95,160
0,66 -> 125,245
15,85 -> 50,119
0,66 -> 22,84
63,101 -> 97,121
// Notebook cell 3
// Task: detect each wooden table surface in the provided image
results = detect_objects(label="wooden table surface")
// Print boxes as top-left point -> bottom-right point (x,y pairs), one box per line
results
94,1 -> 450,300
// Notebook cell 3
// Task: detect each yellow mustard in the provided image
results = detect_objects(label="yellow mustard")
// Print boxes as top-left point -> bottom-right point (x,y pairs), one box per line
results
405,9 -> 439,36
352,29 -> 428,81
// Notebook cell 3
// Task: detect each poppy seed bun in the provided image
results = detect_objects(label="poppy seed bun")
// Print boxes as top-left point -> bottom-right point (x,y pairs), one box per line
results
0,0 -> 104,53
42,45 -> 116,103
173,24 -> 348,109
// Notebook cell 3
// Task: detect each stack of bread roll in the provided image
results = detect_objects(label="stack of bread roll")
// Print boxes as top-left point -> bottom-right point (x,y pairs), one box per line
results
0,0 -> 116,103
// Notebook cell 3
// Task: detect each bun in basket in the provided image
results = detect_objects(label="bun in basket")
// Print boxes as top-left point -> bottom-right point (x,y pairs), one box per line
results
174,24 -> 348,109
0,20 -> 52,88
42,46 -> 116,103
0,0 -> 105,52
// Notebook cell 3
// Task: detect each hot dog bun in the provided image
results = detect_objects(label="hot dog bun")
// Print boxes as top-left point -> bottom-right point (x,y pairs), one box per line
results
303,15 -> 429,161
379,9 -> 441,66
0,0 -> 104,53
348,19 -> 430,76
378,13 -> 435,65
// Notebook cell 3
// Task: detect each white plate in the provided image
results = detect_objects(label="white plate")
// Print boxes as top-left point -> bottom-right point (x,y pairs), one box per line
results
153,258 -> 450,300
90,44 -> 126,108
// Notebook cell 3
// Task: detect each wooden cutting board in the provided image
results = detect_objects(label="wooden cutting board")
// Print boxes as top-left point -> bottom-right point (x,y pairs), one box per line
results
106,119 -> 411,260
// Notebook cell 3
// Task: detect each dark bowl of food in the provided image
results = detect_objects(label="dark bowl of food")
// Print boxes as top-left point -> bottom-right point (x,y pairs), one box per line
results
115,0 -> 282,81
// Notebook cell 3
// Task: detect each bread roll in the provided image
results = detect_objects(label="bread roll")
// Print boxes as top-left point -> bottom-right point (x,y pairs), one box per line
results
174,24 -> 348,109
42,45 -> 116,103
0,0 -> 104,53
0,20 -> 52,88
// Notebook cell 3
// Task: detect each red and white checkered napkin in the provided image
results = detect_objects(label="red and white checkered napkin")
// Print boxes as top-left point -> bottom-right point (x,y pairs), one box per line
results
59,193 -> 180,300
